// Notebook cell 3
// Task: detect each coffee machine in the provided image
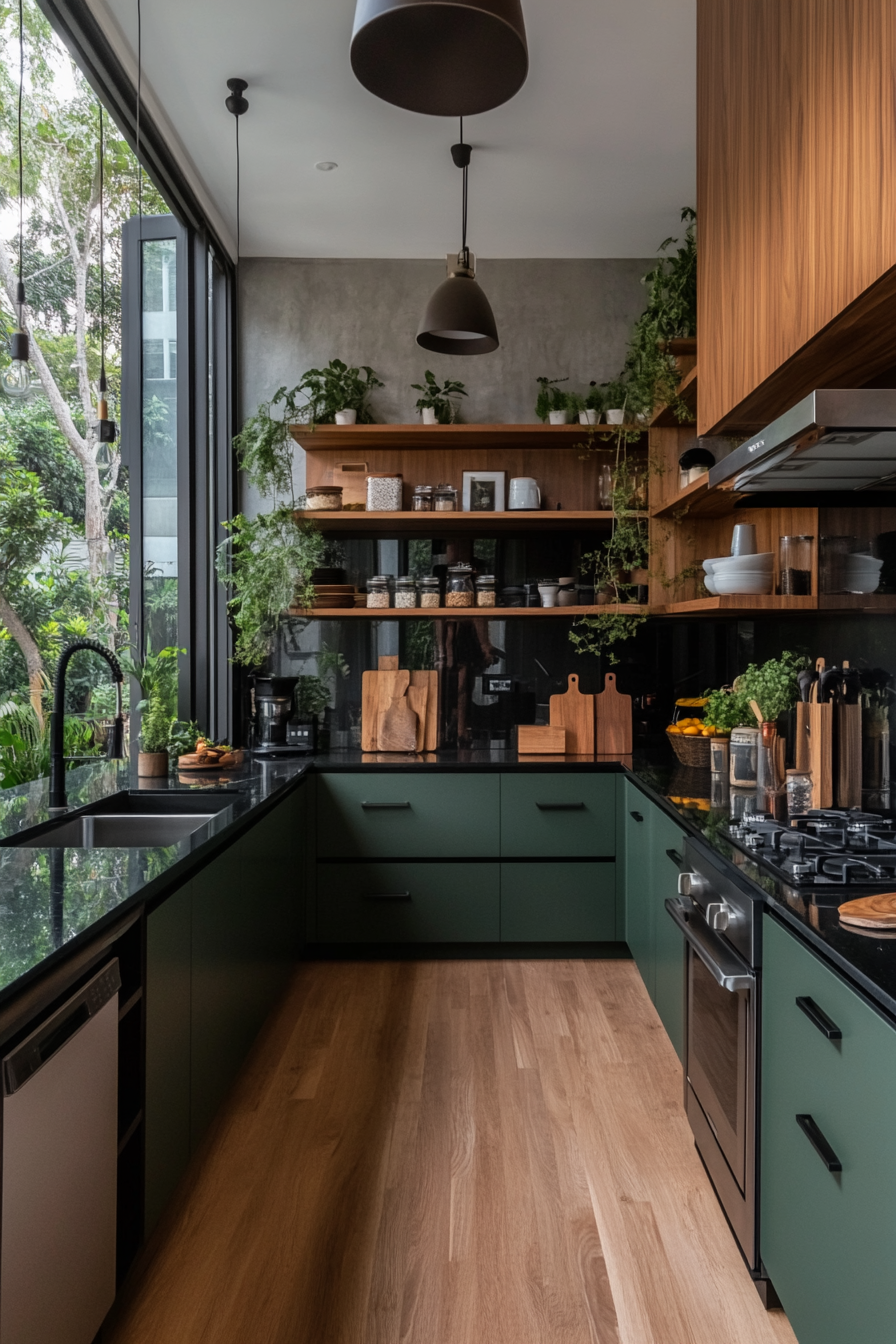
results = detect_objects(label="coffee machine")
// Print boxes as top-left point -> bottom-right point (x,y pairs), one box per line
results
250,676 -> 305,756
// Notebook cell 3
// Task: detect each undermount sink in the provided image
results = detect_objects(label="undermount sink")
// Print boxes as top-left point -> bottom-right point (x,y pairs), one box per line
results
2,789 -> 240,849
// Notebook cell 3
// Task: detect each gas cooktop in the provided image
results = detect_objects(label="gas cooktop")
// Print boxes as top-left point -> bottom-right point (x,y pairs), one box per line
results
727,809 -> 896,891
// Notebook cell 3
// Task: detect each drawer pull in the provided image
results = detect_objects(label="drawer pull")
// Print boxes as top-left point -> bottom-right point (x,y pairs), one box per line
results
796,1114 -> 842,1172
796,996 -> 843,1040
536,802 -> 586,811
362,892 -> 412,902
630,811 -> 644,823
360,802 -> 411,810
666,848 -> 683,865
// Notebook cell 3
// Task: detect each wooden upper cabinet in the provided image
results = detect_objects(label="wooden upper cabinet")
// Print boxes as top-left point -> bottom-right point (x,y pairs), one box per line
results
697,0 -> 896,437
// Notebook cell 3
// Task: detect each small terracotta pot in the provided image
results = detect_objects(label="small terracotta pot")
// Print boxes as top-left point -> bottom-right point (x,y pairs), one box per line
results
138,750 -> 169,777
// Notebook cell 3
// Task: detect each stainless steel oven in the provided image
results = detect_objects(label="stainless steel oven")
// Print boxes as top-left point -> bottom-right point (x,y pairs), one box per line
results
665,837 -> 775,1304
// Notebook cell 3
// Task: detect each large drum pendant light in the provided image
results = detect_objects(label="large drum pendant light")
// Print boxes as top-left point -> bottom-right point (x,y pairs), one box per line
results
351,0 -> 528,117
417,129 -> 498,355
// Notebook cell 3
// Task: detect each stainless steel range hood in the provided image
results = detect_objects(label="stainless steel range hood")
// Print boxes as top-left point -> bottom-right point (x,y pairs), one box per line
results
707,389 -> 896,493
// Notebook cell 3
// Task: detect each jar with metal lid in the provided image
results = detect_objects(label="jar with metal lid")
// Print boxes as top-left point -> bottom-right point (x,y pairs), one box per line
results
366,473 -> 403,511
366,575 -> 391,609
433,484 -> 458,512
446,563 -> 474,607
729,726 -> 759,786
419,575 -> 441,608
395,576 -> 417,609
475,575 -> 497,608
412,485 -> 434,512
786,768 -> 812,816
305,485 -> 343,511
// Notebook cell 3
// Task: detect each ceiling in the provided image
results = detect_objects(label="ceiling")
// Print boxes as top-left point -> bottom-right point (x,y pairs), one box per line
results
89,0 -> 695,260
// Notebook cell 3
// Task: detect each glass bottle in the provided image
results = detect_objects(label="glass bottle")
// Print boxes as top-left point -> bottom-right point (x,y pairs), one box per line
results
412,485 -> 433,512
446,563 -> 474,607
779,535 -> 813,595
598,462 -> 613,509
786,768 -> 812,816
419,575 -> 441,608
757,720 -> 784,795
433,484 -> 458,512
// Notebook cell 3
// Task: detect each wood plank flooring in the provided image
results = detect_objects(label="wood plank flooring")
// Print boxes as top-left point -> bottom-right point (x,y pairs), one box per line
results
102,960 -> 798,1344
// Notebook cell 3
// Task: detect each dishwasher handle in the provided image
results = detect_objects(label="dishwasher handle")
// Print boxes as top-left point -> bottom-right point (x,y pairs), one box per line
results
3,959 -> 121,1096
665,897 -> 754,993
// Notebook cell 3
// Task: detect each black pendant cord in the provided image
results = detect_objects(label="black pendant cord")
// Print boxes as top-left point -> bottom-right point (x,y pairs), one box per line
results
235,111 -> 240,263
16,0 -> 25,324
460,115 -> 468,265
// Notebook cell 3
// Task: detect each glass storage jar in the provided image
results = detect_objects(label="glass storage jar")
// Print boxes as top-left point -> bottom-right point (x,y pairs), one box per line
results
786,768 -> 812,816
412,485 -> 434,512
446,563 -> 474,607
475,575 -> 497,607
366,473 -> 403,511
729,726 -> 759,786
366,575 -> 391,609
433,484 -> 458,512
419,575 -> 441,608
395,576 -> 417,609
305,485 -> 343,511
779,535 -> 813,595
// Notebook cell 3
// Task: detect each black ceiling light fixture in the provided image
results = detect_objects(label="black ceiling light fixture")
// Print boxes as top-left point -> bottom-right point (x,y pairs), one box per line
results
94,104 -> 116,450
350,0 -> 527,117
3,0 -> 31,398
225,77 -> 249,264
417,123 -> 498,356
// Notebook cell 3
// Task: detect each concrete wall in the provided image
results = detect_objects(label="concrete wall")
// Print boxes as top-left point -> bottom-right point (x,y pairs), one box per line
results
238,256 -> 653,512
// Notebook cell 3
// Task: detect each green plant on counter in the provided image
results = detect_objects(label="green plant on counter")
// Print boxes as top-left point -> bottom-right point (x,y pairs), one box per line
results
411,370 -> 468,424
168,719 -> 203,759
535,376 -> 570,421
736,651 -> 808,722
120,644 -> 183,754
701,685 -> 752,734
297,359 -> 383,424
217,508 -> 326,667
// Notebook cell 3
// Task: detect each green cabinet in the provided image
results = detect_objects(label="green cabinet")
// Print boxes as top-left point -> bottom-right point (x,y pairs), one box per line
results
500,862 -> 616,941
316,861 -> 499,942
623,779 -> 655,996
500,774 -> 616,857
316,773 -> 500,858
761,916 -> 896,1344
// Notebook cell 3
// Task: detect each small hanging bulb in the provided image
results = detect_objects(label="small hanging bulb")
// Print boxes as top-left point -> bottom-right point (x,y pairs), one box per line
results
3,283 -> 31,399
93,104 -> 115,446
94,364 -> 117,446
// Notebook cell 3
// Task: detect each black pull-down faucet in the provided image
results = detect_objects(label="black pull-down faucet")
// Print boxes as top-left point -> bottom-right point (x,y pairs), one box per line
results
49,638 -> 126,812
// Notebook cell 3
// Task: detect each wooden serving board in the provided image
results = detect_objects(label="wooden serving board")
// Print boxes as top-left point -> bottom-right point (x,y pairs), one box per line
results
362,657 -> 435,753
409,670 -> 439,751
839,892 -> 896,928
596,672 -> 632,754
837,702 -> 862,809
519,725 -> 566,754
379,670 -> 418,752
808,659 -> 833,809
549,674 -> 595,754
178,749 -> 245,771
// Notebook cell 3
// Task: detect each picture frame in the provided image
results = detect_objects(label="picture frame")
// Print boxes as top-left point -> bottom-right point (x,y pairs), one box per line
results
462,470 -> 506,512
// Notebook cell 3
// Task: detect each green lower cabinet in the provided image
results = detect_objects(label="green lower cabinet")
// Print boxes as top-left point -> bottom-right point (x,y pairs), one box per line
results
650,810 -> 686,1059
144,881 -> 192,1238
316,862 -> 499,942
761,915 -> 896,1344
500,773 -> 616,857
623,779 -> 655,997
500,862 -> 616,941
316,772 -> 500,858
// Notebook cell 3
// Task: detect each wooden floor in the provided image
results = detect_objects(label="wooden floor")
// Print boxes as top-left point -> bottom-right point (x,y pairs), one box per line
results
103,960 -> 798,1344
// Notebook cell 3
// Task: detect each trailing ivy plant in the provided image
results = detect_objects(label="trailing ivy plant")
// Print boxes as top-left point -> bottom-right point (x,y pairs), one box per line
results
233,385 -> 307,502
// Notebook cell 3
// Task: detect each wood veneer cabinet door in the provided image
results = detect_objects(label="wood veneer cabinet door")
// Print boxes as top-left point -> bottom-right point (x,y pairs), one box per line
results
698,0 -> 896,436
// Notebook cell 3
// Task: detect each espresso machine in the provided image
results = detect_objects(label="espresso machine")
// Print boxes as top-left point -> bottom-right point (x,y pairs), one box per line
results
250,676 -> 306,756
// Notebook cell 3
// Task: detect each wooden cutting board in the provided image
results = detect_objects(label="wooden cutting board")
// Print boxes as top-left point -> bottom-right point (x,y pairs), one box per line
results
837,702 -> 862,808
519,725 -> 566,754
549,674 -> 595,754
839,892 -> 896,928
808,658 -> 833,809
407,680 -> 428,752
410,670 -> 438,751
596,673 -> 633,754
362,659 -> 436,752
378,669 -> 419,752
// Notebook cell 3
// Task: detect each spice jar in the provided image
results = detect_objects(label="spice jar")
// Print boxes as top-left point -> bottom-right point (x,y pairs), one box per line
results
395,576 -> 417,609
366,575 -> 391,609
779,535 -> 813,595
786,768 -> 812,816
305,485 -> 343,511
433,484 -> 458,512
366,473 -> 403,511
419,576 -> 441,608
412,485 -> 434,512
446,563 -> 474,607
475,575 -> 497,607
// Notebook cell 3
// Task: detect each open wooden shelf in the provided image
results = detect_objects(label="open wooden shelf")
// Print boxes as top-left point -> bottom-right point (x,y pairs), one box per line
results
288,604 -> 647,620
289,423 -> 647,451
652,594 -> 816,615
295,509 -> 646,535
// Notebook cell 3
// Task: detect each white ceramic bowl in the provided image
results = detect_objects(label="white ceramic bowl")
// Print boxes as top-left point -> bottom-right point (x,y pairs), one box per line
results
845,576 -> 881,594
713,553 -> 774,574
703,556 -> 727,574
713,573 -> 775,595
704,575 -> 719,595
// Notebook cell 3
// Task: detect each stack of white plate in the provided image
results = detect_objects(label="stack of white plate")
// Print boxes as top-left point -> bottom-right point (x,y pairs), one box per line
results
703,553 -> 774,596
844,553 -> 883,594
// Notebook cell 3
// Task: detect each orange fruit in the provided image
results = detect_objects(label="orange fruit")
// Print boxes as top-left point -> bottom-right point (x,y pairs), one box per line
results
682,726 -> 700,736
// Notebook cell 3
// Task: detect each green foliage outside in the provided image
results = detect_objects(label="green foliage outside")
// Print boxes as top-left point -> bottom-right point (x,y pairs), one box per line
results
119,644 -> 182,753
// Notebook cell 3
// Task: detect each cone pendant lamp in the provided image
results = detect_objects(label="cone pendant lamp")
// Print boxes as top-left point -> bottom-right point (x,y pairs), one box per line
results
351,0 -> 527,117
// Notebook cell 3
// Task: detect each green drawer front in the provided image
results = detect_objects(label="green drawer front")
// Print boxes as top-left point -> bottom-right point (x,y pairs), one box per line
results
761,916 -> 896,1344
317,773 -> 500,858
316,862 -> 499,942
500,862 -> 616,941
500,774 -> 616,857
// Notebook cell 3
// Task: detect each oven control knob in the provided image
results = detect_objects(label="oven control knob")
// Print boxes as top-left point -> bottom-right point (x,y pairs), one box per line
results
706,900 -> 733,931
678,871 -> 709,899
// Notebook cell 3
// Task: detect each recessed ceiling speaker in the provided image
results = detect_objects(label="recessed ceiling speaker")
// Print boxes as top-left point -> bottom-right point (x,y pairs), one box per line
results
350,0 -> 528,117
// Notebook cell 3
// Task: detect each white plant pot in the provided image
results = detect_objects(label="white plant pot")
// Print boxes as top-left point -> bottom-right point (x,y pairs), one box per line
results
605,408 -> 625,425
421,407 -> 438,425
579,410 -> 599,425
548,409 -> 569,425
334,409 -> 357,426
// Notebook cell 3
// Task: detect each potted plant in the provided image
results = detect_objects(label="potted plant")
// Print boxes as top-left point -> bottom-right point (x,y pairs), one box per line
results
601,378 -> 629,424
296,358 -> 383,425
568,383 -> 605,426
120,644 -> 182,775
535,376 -> 570,424
411,370 -> 468,424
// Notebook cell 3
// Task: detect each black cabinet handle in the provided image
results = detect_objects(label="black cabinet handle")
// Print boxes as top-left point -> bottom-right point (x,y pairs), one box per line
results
630,811 -> 644,823
796,1114 -> 842,1172
666,848 -> 683,865
796,996 -> 842,1040
536,802 -> 586,811
362,892 -> 412,902
360,802 -> 411,810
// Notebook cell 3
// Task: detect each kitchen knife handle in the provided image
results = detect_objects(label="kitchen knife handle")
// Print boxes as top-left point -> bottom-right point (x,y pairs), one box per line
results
536,802 -> 586,811
666,848 -> 683,865
796,995 -> 842,1040
796,1114 -> 842,1172
630,811 -> 644,823
363,892 -> 412,901
361,802 -> 411,810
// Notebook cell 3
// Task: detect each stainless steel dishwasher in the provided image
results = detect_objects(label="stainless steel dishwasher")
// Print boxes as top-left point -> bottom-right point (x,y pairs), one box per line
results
1,959 -> 121,1344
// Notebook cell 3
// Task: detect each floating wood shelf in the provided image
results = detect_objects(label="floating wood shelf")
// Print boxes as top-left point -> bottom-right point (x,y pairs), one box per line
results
295,509 -> 646,535
653,595 -> 817,615
289,423 -> 647,451
287,605 -> 647,620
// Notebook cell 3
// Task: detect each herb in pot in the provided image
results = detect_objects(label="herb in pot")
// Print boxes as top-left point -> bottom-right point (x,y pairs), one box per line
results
535,376 -> 570,422
411,370 -> 468,424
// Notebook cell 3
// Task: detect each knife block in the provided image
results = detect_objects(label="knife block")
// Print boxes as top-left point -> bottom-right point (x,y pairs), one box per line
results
808,702 -> 833,809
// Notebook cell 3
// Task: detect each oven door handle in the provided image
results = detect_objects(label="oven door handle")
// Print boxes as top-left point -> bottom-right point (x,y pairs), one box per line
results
665,897 -> 754,993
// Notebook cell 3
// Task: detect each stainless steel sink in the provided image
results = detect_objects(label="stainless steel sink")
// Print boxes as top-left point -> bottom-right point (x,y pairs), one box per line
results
11,813 -> 213,849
